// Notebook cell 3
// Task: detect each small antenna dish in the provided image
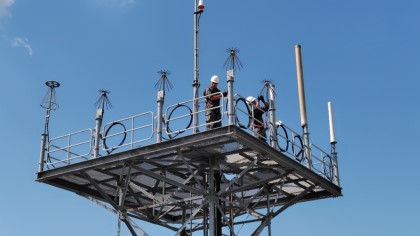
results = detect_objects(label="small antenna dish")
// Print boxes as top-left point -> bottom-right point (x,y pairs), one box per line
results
94,89 -> 112,110
223,47 -> 243,73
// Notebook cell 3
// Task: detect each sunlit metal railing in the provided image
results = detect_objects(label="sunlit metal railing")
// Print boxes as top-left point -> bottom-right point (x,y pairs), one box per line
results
164,92 -> 225,137
275,122 -> 305,163
46,128 -> 93,167
274,122 -> 334,181
310,144 -> 334,181
42,94 -> 335,183
101,111 -> 154,154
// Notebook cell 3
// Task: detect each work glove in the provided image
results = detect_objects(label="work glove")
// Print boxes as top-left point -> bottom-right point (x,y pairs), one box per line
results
222,91 -> 228,97
258,95 -> 265,103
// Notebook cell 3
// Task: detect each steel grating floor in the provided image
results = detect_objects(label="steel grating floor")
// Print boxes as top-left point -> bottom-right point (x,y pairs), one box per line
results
36,125 -> 342,231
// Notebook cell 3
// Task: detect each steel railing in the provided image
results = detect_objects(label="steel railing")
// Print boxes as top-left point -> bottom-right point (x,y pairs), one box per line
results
42,94 -> 335,183
101,111 -> 154,154
164,92 -> 225,136
46,128 -> 93,167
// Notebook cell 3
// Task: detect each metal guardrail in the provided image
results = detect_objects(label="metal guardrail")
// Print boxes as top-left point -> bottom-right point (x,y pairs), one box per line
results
102,111 -> 154,154
275,122 -> 333,181
275,122 -> 305,162
43,94 -> 335,183
46,128 -> 93,168
164,92 -> 225,136
310,143 -> 334,181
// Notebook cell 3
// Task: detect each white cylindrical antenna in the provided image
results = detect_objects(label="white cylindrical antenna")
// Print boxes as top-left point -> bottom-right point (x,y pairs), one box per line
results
328,101 -> 337,144
328,101 -> 340,186
295,44 -> 308,127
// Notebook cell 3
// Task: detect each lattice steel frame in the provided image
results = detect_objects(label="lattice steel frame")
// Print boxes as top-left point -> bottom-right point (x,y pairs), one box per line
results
37,125 -> 341,236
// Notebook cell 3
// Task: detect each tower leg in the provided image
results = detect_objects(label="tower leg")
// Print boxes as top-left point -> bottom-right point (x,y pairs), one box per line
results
208,163 -> 215,236
203,173 -> 209,236
215,172 -> 222,236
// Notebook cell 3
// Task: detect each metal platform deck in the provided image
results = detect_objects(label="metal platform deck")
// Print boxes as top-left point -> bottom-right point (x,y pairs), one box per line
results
36,125 -> 341,235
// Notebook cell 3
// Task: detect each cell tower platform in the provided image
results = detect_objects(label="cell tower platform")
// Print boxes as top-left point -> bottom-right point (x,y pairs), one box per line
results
37,125 -> 341,235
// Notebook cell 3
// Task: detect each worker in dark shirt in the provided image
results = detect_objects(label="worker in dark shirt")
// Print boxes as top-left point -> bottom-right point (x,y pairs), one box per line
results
203,75 -> 227,130
246,95 -> 269,142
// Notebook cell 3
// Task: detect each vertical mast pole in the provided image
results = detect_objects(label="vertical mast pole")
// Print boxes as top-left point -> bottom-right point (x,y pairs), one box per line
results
208,160 -> 216,236
224,48 -> 242,127
328,101 -> 340,186
227,70 -> 235,126
93,108 -> 104,159
156,90 -> 164,143
266,82 -> 277,149
93,90 -> 112,159
39,81 -> 60,172
295,45 -> 312,169
193,0 -> 204,133
156,70 -> 170,143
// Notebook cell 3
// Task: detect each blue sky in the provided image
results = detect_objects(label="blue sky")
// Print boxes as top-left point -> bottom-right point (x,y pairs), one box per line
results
1,0 -> 419,235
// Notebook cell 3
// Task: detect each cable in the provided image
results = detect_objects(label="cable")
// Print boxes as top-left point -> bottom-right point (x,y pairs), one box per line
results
323,155 -> 333,181
234,97 -> 251,129
164,104 -> 193,139
292,135 -> 304,162
275,123 -> 289,152
103,122 -> 127,154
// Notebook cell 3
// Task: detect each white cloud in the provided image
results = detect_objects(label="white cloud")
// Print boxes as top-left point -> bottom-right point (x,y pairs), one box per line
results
11,37 -> 33,56
0,0 -> 14,18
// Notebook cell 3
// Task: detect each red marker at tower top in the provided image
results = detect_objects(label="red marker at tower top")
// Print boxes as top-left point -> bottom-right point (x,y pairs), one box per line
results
197,0 -> 204,11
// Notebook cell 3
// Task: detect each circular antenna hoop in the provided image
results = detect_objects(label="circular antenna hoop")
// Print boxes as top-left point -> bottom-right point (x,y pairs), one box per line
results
45,81 -> 60,88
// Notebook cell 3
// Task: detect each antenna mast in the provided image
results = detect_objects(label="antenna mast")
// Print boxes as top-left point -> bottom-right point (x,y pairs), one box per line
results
93,89 -> 112,158
155,70 -> 172,142
223,47 -> 243,73
39,80 -> 60,172
193,0 -> 204,133
295,44 -> 312,169
224,48 -> 243,126
260,80 -> 278,149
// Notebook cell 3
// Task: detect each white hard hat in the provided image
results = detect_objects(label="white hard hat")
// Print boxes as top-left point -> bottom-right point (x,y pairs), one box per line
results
246,96 -> 256,103
210,75 -> 219,83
